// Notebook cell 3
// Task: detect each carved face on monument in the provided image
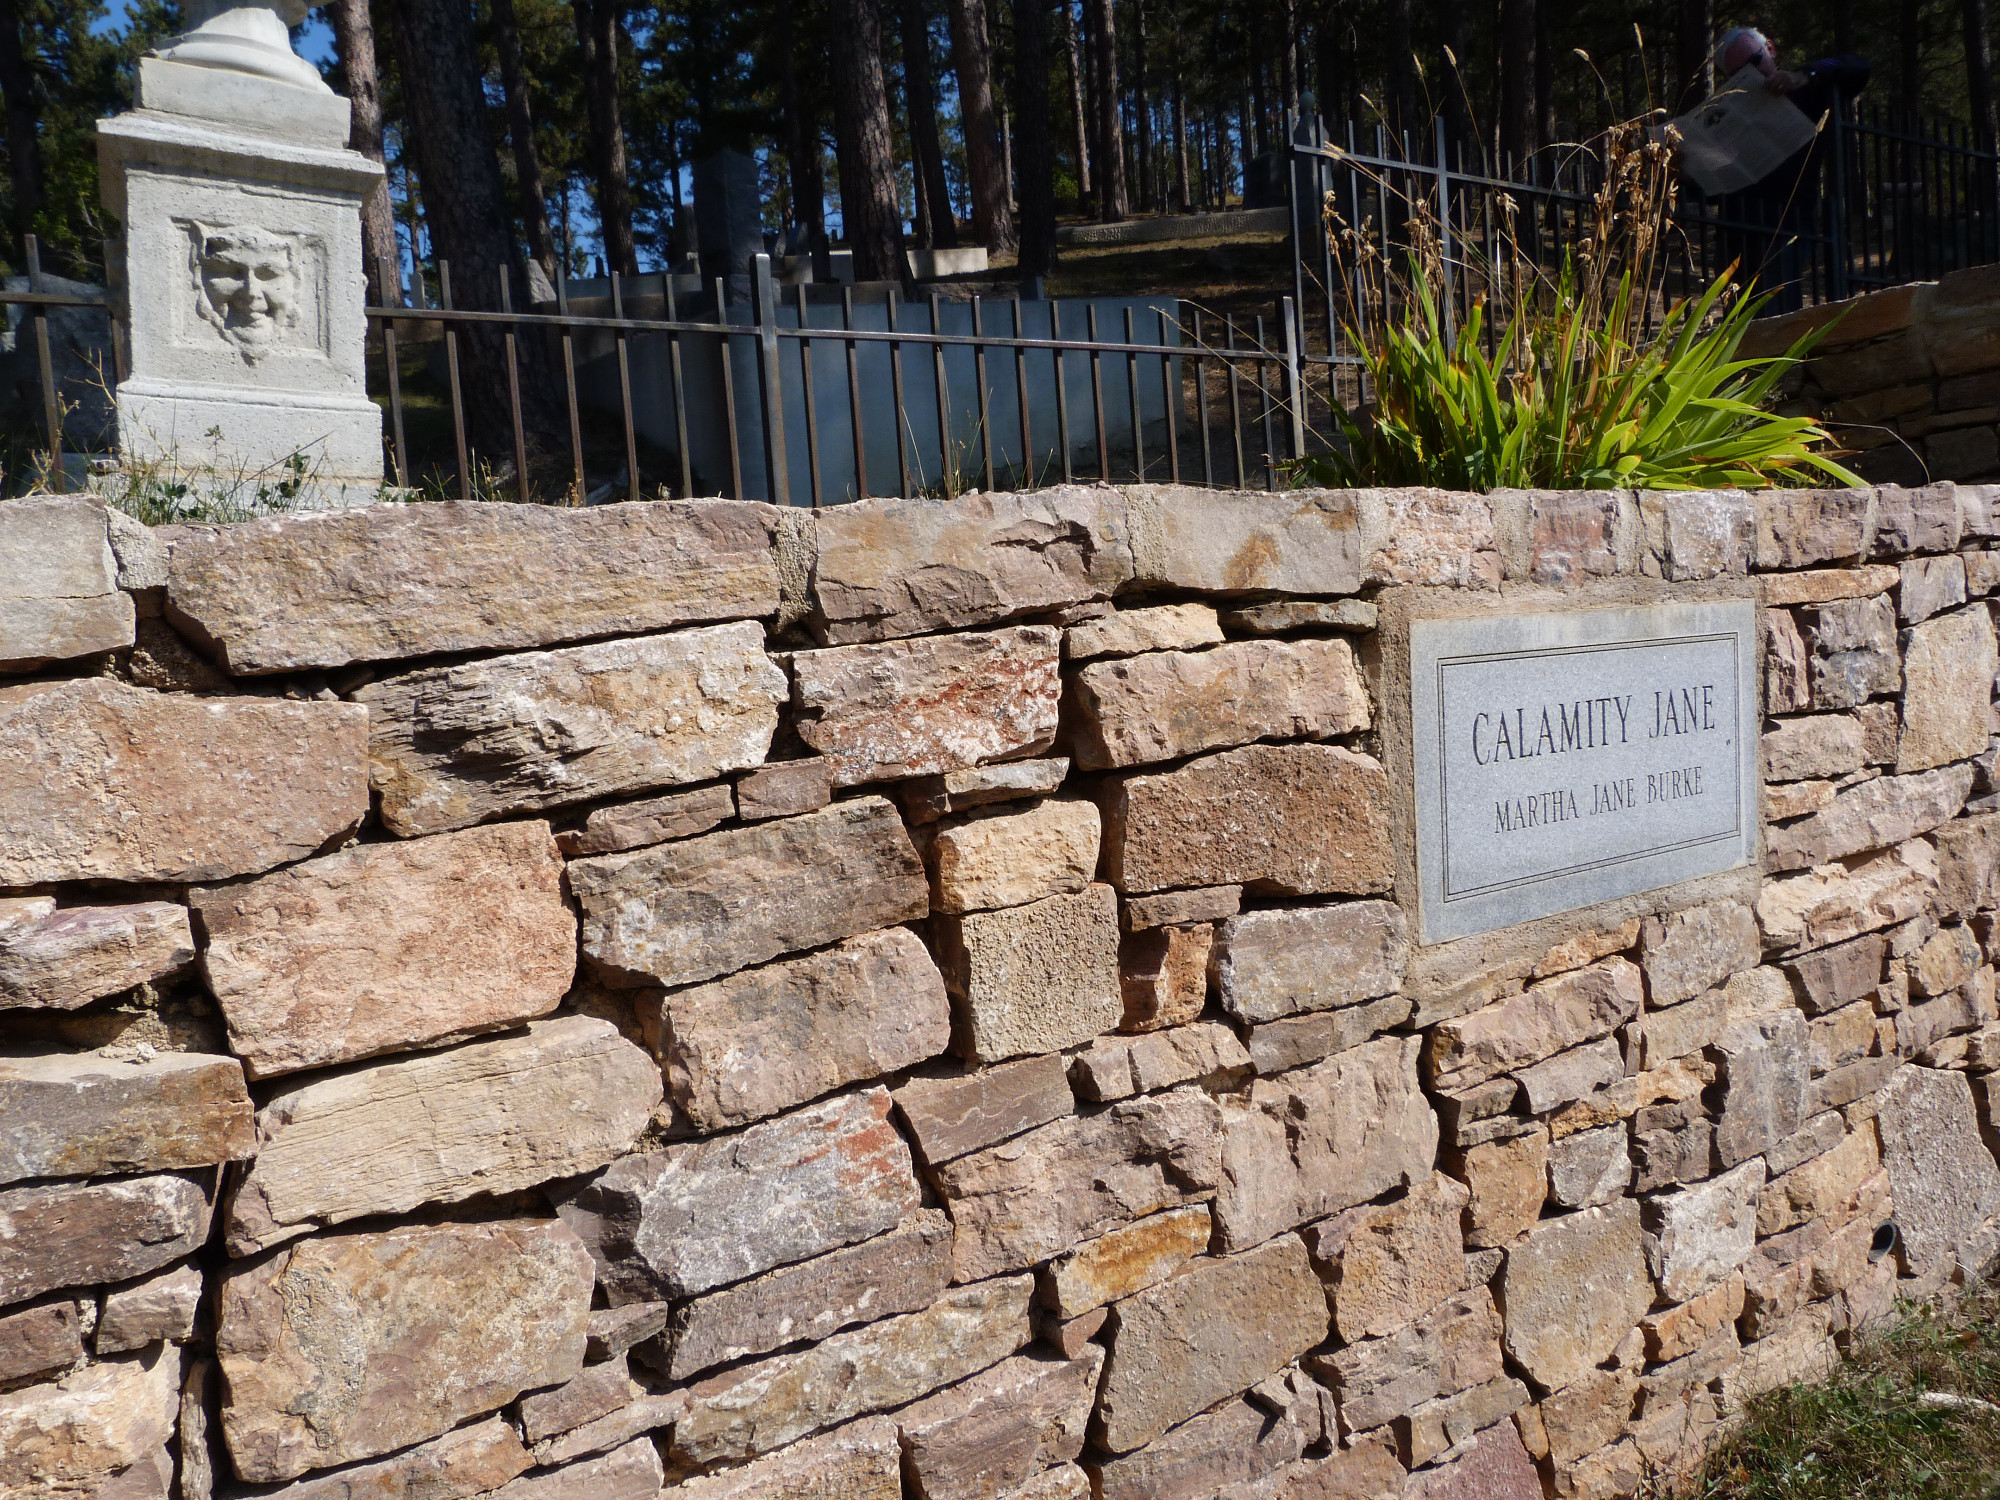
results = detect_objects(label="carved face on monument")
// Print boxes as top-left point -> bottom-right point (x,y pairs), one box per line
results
190,223 -> 301,359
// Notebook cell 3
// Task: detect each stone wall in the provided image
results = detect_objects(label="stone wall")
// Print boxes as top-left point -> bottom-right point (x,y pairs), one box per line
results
1745,265 -> 2000,487
4,480 -> 2000,1500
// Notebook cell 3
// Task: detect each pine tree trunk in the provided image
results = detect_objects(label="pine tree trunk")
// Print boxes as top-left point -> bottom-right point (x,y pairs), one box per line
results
901,0 -> 960,247
829,0 -> 909,282
1172,68 -> 1189,209
569,0 -> 637,275
1969,0 -> 1999,150
489,0 -> 558,288
0,0 -> 42,259
1899,0 -> 1922,111
1674,0 -> 1712,112
1132,0 -> 1151,209
1383,0 -> 1414,136
946,0 -> 1017,247
1014,0 -> 1058,275
1088,0 -> 1126,217
326,0 -> 399,299
1498,0 -> 1536,167
1063,0 -> 1092,204
777,0 -> 832,275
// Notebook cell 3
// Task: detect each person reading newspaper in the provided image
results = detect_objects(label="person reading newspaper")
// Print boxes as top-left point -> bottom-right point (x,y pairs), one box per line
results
1670,28 -> 1870,312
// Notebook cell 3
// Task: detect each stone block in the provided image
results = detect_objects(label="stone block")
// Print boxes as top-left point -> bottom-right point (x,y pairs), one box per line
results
0,1344 -> 181,1498
1764,716 -> 1867,784
1089,1369 -> 1326,1500
671,1277 -> 1034,1465
0,678 -> 367,886
1938,812 -> 2000,915
1753,486 -> 1872,569
1858,700 -> 1902,763
0,1300 -> 81,1384
1766,609 -> 1812,713
1712,1011 -> 1811,1166
936,884 -> 1122,1064
1215,1035 -> 1435,1253
1901,555 -> 1968,622
354,623 -> 783,836
1449,1127 -> 1550,1249
1638,900 -> 1763,1010
482,1438 -> 663,1500
1039,1205 -> 1212,1320
1756,840 -> 1938,957
1642,1272 -> 1746,1363
1491,486 -> 1629,584
1767,780 -> 1836,819
1875,482 -> 1964,554
0,1049 -> 252,1185
193,820 -> 575,1079
556,1087 -> 920,1300
1221,599 -> 1379,634
572,796 -> 927,990
1761,564 -> 1903,607
554,784 -> 735,857
1641,1158 -> 1765,1301
1721,1306 -> 1837,1410
0,496 -> 132,671
662,1211 -> 953,1379
656,927 -> 949,1130
793,626 -> 1061,786
1496,1198 -> 1654,1392
519,1358 -> 639,1444
734,757 -> 835,822
901,758 -> 1072,824
0,902 -> 194,1013
1065,603 -> 1223,660
1211,901 -> 1408,1023
1642,488 -> 1755,579
1805,595 -> 1900,708
1314,1172 -> 1471,1340
895,1347 -> 1103,1500
1397,1374 -> 1533,1468
1899,605 -> 1999,772
893,1056 -> 1075,1165
1094,1235 -> 1326,1453
935,1087 -> 1222,1282
1365,488 -> 1502,587
1874,1064 -> 2000,1274
216,1219 -> 593,1482
588,1304 -> 671,1365
1810,1001 -> 1878,1072
1119,922 -> 1213,1031
1246,994 -> 1414,1075
1765,764 -> 1972,871
1399,1419 -> 1540,1500
1125,485 -> 1372,595
1786,932 -> 1889,1013
1516,1037 -> 1625,1114
251,1418 -> 533,1500
95,1261 -> 202,1354
0,1172 -> 210,1305
1038,1306 -> 1108,1358
1067,638 -> 1369,771
808,488 -> 1131,643
1913,925 -> 1982,995
1426,959 -> 1643,1094
166,500 -> 778,673
1070,1021 -> 1251,1101
1099,743 -> 1393,895
665,1418 -> 902,1499
1548,1124 -> 1632,1209
1315,1286 -> 1502,1435
1756,1125 -> 1882,1236
225,1017 -> 658,1253
926,798 -> 1101,913
1765,1110 -> 1848,1175
1122,884 -> 1244,929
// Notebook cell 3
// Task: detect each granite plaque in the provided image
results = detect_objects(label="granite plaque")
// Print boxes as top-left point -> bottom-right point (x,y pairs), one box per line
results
1412,601 -> 1758,944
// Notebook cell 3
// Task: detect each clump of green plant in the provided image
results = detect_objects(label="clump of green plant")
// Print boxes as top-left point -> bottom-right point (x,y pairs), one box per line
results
1674,1277 -> 2000,1500
1296,117 -> 1860,492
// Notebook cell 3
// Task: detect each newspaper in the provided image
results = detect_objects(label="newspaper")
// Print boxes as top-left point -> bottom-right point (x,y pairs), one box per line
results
1659,65 -> 1820,197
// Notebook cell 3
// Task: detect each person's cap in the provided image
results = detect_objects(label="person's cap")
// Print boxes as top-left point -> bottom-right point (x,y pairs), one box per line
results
1716,27 -> 1776,78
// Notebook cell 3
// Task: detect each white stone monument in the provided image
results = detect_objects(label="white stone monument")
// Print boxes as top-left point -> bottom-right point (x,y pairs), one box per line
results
97,0 -> 385,500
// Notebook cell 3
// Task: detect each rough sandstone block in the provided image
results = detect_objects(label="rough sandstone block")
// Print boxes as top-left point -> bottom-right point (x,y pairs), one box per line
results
936,884 -> 1123,1064
808,489 -> 1132,643
663,1211 -> 954,1379
1547,1123 -> 1632,1209
248,1419 -> 534,1500
216,1219 -> 593,1482
1641,489 -> 1753,580
1118,922 -> 1213,1031
1093,1235 -> 1326,1453
664,1418 -> 902,1499
925,798 -> 1102,914
1764,764 -> 1972,871
1213,1035 -> 1438,1252
0,678 -> 367,886
1211,900 -> 1408,1024
1365,488 -> 1501,587
477,1436 -> 663,1500
1100,743 -> 1393,895
1125,486 -> 1371,595
192,820 -> 576,1079
1122,884 -> 1243,929
1071,1021 -> 1249,1101
0,1049 -> 252,1186
571,797 -> 927,990
354,622 -> 784,836
1497,1198 -> 1655,1392
0,496 -> 133,671
1449,1128 -> 1550,1249
1642,1159 -> 1766,1302
1763,716 -> 1867,784
901,758 -> 1072,824
895,1347 -> 1104,1500
656,927 -> 950,1130
554,783 -> 735,857
1399,1416 -> 1540,1500
1088,1369 -> 1329,1500
1426,958 -> 1643,1094
166,499 -> 779,673
1397,1375 -> 1533,1468
1756,840 -> 1937,956
1312,1171 -> 1471,1340
1638,900 -> 1762,1009
225,1017 -> 660,1255
934,1087 -> 1222,1282
1766,609 -> 1812,713
1712,1010 -> 1811,1166
0,1172 -> 211,1305
1065,603 -> 1222,660
0,1300 -> 82,1384
1756,1125 -> 1882,1237
1898,605 -> 1999,772
1760,563 -> 1902,608
1753,486 -> 1872,569
1874,1064 -> 2000,1274
892,1055 -> 1076,1165
1247,993 -> 1414,1076
1039,1205 -> 1213,1320
1516,1037 -> 1625,1114
556,1087 -> 920,1300
1642,1272 -> 1747,1363
1873,482 -> 1961,556
737,758 -> 837,822
1804,595 -> 1901,708
0,902 -> 194,1012
0,1344 -> 181,1498
95,1262 -> 204,1355
1067,638 -> 1369,771
669,1276 -> 1034,1466
1901,555 -> 1968,623
1785,932 -> 1889,1013
792,626 -> 1061,786
1315,1286 -> 1503,1435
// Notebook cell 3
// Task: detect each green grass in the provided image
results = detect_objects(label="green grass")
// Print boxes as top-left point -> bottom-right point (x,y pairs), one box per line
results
1679,1279 -> 2000,1500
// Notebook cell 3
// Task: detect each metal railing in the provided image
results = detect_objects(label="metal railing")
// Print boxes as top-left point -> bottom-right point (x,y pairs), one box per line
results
368,254 -> 1308,505
3,235 -> 120,495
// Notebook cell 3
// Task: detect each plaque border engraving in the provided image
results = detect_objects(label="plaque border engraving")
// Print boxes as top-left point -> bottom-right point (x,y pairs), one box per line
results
1411,600 -> 1758,945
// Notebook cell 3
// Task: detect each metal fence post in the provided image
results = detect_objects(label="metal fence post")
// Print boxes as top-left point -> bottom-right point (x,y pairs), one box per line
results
25,235 -> 63,494
1280,294 -> 1306,463
1827,101 -> 1850,303
1433,117 -> 1456,346
753,253 -> 790,506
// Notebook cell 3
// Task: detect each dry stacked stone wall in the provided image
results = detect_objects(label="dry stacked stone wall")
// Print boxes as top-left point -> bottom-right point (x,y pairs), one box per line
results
4,481 -> 2000,1500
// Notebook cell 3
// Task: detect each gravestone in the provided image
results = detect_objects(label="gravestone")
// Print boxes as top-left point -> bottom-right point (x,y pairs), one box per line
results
1411,601 -> 1759,944
96,0 -> 385,503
